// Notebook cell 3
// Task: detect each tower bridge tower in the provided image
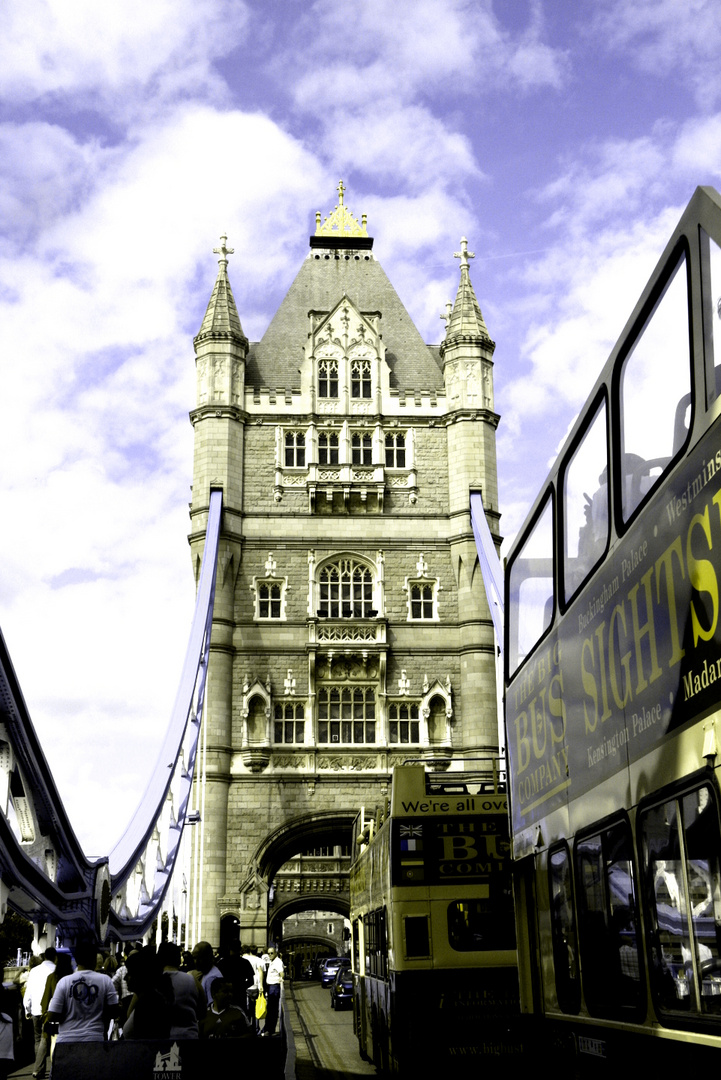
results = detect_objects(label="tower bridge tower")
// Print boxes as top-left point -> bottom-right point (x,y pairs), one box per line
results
188,184 -> 502,947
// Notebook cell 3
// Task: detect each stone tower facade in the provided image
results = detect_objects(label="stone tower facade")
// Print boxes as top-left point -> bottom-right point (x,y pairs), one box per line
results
188,186 -> 501,947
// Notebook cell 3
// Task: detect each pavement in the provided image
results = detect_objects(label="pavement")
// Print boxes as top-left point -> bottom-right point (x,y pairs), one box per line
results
8,1063 -> 33,1078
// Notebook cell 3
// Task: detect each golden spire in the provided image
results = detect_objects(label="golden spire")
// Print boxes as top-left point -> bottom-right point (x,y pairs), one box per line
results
315,180 -> 368,238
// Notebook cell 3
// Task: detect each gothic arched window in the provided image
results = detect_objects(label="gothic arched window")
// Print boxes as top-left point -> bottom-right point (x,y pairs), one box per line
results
351,433 -> 372,465
285,430 -> 305,467
318,686 -> 376,743
385,432 -> 406,468
258,583 -> 282,619
388,702 -> 420,744
319,559 -> 374,618
318,359 -> 339,398
410,584 -> 434,620
274,702 -> 305,743
318,432 -> 339,466
351,358 -> 372,399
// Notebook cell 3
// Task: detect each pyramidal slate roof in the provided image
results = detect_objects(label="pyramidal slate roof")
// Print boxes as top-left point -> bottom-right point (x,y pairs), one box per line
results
195,239 -> 248,347
245,253 -> 445,392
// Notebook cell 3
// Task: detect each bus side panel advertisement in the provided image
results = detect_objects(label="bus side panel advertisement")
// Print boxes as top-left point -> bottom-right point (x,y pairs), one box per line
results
507,424 -> 721,833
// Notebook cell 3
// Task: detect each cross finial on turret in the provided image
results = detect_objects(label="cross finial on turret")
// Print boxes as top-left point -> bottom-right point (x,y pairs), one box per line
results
440,301 -> 453,327
454,237 -> 475,270
337,180 -> 345,205
213,234 -> 234,264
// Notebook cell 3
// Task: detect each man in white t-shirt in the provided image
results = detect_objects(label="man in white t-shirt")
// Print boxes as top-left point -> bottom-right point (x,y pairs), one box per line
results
24,947 -> 56,1075
261,947 -> 284,1037
47,942 -> 119,1043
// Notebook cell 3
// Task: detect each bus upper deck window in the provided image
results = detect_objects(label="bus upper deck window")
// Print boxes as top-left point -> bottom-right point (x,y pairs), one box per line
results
619,252 -> 691,523
508,492 -> 554,677
562,397 -> 609,604
700,228 -> 721,409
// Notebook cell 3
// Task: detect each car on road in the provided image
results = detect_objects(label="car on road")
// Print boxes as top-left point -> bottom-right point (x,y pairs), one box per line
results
320,956 -> 350,987
330,965 -> 354,1009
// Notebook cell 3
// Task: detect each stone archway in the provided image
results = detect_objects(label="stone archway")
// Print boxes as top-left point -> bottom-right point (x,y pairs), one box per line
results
237,810 -> 355,948
254,810 -> 356,880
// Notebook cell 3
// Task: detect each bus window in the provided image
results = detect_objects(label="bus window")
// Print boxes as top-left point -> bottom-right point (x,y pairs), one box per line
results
448,899 -> 515,951
618,251 -> 691,523
575,820 -> 643,1018
640,784 -> 721,1018
364,908 -> 389,979
404,915 -> 431,958
700,228 -> 721,409
562,396 -> 609,604
507,491 -> 554,676
352,917 -> 361,972
549,844 -> 581,1014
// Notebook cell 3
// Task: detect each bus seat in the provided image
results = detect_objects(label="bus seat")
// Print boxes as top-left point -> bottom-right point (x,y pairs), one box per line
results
623,454 -> 670,518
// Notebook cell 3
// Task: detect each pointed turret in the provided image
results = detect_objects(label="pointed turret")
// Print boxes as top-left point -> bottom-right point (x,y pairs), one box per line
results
189,236 -> 246,943
439,235 -> 501,753
191,234 -> 247,516
195,235 -> 248,348
444,238 -> 492,344
440,237 -> 496,411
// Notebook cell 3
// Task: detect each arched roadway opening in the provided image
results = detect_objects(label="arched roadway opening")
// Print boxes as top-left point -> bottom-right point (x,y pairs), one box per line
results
253,811 -> 355,955
254,810 -> 356,881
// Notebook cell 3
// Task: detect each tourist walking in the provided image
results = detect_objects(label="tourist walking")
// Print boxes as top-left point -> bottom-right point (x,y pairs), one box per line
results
261,947 -> 284,1037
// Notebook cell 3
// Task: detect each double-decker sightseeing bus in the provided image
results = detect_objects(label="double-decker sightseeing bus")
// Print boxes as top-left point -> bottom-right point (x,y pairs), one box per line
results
349,760 -> 520,1073
504,185 -> 721,1070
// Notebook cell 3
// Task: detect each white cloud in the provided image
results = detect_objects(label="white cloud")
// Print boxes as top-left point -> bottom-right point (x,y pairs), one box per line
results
589,0 -> 721,108
290,0 -> 567,112
536,136 -> 670,237
0,0 -> 249,114
672,114 -> 721,176
0,101 -> 334,852
317,106 -> 481,192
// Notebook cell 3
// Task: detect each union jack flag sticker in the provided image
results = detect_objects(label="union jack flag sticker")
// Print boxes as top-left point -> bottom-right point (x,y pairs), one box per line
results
399,824 -> 423,838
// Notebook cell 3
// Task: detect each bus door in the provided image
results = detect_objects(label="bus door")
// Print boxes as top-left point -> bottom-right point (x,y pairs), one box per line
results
514,854 -> 543,1016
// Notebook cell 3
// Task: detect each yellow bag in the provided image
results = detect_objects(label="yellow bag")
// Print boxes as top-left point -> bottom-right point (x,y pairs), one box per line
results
255,993 -> 267,1020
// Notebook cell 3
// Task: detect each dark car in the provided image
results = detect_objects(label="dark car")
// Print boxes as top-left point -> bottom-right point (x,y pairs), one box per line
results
320,956 -> 350,987
330,965 -> 354,1009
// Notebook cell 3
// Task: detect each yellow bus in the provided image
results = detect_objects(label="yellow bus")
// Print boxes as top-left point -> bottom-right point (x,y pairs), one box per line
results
349,761 -> 521,1073
504,185 -> 721,1070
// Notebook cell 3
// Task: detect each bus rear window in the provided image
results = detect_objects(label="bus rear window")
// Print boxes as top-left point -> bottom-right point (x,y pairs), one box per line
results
448,899 -> 515,952
507,492 -> 554,677
404,915 -> 431,958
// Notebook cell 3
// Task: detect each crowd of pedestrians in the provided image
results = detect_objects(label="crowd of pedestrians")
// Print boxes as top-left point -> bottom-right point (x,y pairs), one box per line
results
10,938 -> 285,1073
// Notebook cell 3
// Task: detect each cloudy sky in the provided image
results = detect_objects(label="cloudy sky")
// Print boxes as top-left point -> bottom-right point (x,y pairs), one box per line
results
1,0 -> 719,853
